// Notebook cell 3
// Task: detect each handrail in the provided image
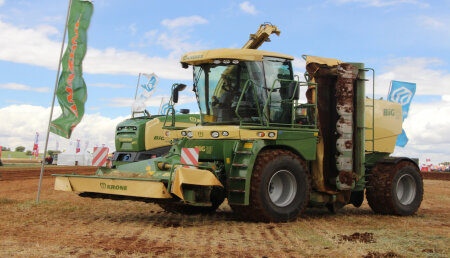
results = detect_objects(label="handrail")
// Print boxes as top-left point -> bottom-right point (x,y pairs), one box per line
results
364,68 -> 375,153
234,79 -> 264,126
262,78 -> 317,128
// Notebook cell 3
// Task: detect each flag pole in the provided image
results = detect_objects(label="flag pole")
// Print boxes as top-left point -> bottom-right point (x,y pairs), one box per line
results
158,97 -> 164,114
37,0 -> 73,202
134,73 -> 142,100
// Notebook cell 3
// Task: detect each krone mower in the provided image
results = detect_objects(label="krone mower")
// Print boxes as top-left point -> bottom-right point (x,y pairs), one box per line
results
54,49 -> 423,222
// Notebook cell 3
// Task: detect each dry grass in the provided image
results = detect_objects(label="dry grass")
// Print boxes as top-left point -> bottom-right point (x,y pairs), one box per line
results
0,177 -> 448,257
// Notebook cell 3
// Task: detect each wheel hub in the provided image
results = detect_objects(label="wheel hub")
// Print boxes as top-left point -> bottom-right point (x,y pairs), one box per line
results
396,174 -> 417,205
268,170 -> 297,207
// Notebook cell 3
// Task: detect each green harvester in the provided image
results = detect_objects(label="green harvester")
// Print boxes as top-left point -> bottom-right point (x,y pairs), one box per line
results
54,48 -> 423,222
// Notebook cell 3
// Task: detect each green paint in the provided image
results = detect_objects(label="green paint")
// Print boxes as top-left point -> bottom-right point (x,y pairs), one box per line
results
115,114 -> 199,153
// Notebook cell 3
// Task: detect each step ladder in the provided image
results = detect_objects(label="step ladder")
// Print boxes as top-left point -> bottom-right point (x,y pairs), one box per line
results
227,140 -> 255,205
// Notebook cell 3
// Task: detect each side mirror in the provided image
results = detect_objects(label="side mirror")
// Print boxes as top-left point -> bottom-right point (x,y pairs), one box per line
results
180,109 -> 190,114
173,89 -> 179,103
172,84 -> 187,103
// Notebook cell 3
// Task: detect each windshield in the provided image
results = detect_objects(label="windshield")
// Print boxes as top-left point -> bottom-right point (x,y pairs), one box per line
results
194,61 -> 266,124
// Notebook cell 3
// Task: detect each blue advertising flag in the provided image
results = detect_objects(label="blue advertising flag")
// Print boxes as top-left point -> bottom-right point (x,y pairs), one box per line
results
396,129 -> 408,147
387,80 -> 416,147
387,80 -> 416,120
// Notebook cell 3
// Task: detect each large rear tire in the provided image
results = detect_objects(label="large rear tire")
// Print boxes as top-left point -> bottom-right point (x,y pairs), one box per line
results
366,160 -> 423,216
231,149 -> 310,222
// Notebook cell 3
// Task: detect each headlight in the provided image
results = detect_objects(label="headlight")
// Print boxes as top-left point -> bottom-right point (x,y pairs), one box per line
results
187,131 -> 193,138
268,132 -> 276,138
117,127 -> 122,131
211,131 -> 219,138
181,131 -> 187,136
257,132 -> 265,137
222,131 -> 229,137
132,126 -> 137,130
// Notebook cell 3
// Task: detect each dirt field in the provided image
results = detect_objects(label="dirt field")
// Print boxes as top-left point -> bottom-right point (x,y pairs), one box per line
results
0,165 -> 97,180
0,168 -> 449,257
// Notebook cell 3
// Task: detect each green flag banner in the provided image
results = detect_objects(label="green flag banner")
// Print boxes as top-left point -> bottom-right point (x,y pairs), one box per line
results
50,0 -> 93,139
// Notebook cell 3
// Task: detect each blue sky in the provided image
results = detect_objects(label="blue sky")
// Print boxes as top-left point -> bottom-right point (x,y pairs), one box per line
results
1,0 -> 450,163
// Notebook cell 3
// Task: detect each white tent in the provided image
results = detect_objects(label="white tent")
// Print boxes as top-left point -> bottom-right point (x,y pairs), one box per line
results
56,151 -> 93,166
56,140 -> 93,166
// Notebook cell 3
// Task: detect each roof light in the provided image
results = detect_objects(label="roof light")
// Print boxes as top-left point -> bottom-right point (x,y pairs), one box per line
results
232,60 -> 239,64
213,60 -> 221,64
223,60 -> 231,64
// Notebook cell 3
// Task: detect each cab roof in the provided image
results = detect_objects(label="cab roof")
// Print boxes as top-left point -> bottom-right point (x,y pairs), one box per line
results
180,48 -> 294,66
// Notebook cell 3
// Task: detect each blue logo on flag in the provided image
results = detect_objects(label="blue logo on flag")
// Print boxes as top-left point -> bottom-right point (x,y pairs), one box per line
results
160,103 -> 170,115
387,80 -> 416,147
141,75 -> 157,93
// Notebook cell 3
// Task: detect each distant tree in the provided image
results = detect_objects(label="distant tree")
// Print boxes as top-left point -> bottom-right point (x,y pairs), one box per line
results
25,150 -> 33,156
47,150 -> 61,156
15,146 -> 25,152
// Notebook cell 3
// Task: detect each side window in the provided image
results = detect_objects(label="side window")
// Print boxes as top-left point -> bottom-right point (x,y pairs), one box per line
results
263,57 -> 294,124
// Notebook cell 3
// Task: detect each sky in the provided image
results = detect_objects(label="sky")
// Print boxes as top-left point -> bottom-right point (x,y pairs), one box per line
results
0,0 -> 450,164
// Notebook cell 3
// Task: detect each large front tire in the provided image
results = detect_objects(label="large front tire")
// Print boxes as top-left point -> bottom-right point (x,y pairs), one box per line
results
366,160 -> 423,216
232,149 -> 310,222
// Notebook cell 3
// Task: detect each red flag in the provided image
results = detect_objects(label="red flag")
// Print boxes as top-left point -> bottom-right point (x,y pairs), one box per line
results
76,139 -> 81,153
32,132 -> 39,157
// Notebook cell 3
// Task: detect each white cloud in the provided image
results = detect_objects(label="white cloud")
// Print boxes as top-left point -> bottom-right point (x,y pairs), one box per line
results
392,100 -> 450,164
156,32 -> 206,59
0,82 -> 49,92
84,48 -> 191,80
239,1 -> 258,15
42,16 -> 63,23
90,83 -> 127,88
161,16 -> 208,30
0,104 -> 126,153
129,23 -> 137,35
418,16 -> 445,29
0,0 -> 4,7
373,57 -> 450,96
332,0 -> 429,7
292,57 -> 307,72
442,95 -> 450,102
0,19 -> 191,80
107,95 -> 197,107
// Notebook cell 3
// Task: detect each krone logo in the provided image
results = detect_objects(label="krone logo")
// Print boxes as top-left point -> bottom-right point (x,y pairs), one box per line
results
100,182 -> 106,189
390,87 -> 413,106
